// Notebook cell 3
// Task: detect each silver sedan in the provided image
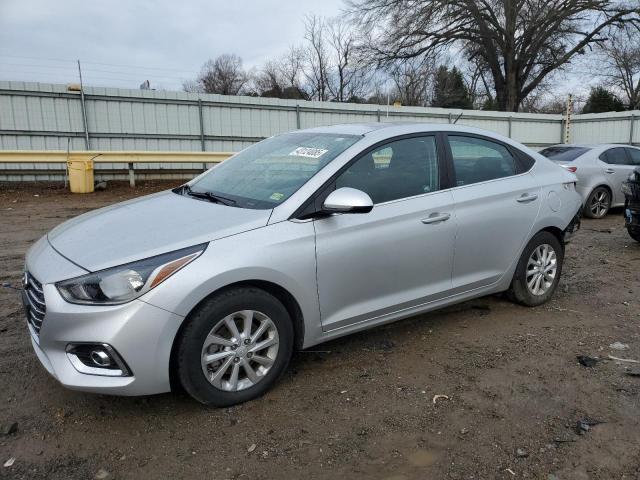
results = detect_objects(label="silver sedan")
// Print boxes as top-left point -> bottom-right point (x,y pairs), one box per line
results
24,123 -> 582,406
540,144 -> 640,218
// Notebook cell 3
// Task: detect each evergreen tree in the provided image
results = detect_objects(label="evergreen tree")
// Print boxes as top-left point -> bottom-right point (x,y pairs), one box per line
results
432,66 -> 473,109
582,86 -> 626,113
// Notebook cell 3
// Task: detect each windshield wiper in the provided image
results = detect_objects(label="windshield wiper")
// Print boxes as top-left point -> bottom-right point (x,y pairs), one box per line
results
182,185 -> 236,206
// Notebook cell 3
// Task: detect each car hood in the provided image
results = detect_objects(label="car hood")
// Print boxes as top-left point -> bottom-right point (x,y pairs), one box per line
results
47,190 -> 272,272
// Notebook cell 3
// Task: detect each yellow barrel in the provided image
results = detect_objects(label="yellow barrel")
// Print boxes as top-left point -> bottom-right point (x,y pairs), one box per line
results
67,156 -> 94,193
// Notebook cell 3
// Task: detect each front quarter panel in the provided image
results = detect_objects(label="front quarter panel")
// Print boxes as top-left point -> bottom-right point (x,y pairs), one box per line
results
140,220 -> 321,346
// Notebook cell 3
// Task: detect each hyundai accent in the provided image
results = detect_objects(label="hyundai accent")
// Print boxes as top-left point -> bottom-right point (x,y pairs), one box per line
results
24,123 -> 582,406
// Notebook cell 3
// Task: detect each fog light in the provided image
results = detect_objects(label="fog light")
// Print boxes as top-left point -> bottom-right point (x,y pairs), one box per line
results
90,349 -> 112,367
66,343 -> 131,377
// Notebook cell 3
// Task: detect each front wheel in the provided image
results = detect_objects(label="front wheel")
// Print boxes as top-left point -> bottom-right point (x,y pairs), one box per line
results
175,287 -> 294,406
584,187 -> 611,219
508,231 -> 564,307
628,228 -> 640,243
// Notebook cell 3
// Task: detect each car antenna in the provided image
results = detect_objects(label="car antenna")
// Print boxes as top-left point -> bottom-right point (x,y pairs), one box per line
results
452,112 -> 463,124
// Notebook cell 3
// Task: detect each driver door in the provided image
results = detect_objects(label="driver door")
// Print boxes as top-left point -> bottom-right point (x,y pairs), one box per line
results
313,135 -> 456,331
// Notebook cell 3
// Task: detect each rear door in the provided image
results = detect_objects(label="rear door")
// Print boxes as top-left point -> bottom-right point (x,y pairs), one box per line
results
445,134 -> 540,291
314,134 -> 456,331
599,147 -> 635,204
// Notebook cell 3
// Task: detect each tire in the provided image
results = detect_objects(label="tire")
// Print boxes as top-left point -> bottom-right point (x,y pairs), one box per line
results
628,229 -> 640,243
175,287 -> 293,406
583,186 -> 611,219
508,231 -> 564,307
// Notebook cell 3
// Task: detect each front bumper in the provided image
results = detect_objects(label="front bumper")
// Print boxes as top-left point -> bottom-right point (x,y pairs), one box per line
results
24,240 -> 184,396
624,201 -> 640,234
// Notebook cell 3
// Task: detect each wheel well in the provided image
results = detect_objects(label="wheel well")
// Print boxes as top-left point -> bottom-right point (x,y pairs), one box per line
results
540,226 -> 565,250
168,280 -> 305,391
592,184 -> 612,197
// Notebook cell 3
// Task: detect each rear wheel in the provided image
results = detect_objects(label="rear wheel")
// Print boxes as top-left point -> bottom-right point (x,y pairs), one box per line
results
176,287 -> 293,406
628,229 -> 640,243
508,231 -> 564,307
584,187 -> 611,219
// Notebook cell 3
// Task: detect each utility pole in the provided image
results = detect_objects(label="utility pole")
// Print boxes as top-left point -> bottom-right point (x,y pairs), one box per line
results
563,94 -> 573,144
77,60 -> 90,150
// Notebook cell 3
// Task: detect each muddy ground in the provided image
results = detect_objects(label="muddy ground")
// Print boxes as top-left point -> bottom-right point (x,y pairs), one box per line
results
0,181 -> 639,480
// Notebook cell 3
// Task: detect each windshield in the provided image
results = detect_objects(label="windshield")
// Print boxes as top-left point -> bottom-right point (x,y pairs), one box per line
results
188,132 -> 361,209
539,146 -> 591,162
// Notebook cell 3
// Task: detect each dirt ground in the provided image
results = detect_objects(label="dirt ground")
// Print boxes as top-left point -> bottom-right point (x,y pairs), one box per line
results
0,181 -> 639,480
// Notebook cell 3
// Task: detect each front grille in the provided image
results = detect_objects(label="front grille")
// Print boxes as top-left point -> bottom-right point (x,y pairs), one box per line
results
24,272 -> 46,335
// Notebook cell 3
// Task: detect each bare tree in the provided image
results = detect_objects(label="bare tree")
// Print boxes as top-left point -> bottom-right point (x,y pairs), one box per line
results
528,94 -> 573,114
347,0 -> 639,111
460,58 -> 496,109
197,54 -> 248,95
249,47 -> 309,99
598,25 -> 640,109
387,56 -> 438,106
280,46 -> 306,92
326,17 -> 372,102
303,15 -> 331,101
251,59 -> 284,95
182,79 -> 203,93
358,71 -> 388,104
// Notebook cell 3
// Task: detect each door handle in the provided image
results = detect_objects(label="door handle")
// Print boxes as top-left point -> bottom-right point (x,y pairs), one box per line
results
605,168 -> 615,174
516,193 -> 538,203
421,213 -> 451,224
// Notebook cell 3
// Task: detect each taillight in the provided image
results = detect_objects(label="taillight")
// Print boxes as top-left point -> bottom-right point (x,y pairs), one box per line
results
563,166 -> 578,173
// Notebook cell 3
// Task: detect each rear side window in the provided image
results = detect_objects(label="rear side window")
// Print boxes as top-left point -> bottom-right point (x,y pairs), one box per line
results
335,136 -> 439,204
448,136 -> 516,186
539,146 -> 591,162
626,148 -> 640,166
600,147 -> 630,165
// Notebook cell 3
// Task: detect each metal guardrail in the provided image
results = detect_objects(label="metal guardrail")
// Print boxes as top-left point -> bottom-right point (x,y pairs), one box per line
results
0,151 -> 233,186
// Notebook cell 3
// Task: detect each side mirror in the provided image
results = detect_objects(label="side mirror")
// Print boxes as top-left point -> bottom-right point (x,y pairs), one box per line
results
322,187 -> 373,214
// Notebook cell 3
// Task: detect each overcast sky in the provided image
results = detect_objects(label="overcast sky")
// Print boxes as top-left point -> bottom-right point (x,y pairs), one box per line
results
0,0 -> 345,90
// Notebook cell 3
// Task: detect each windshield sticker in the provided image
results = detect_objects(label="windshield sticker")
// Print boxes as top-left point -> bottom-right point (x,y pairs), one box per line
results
269,192 -> 285,201
289,147 -> 328,159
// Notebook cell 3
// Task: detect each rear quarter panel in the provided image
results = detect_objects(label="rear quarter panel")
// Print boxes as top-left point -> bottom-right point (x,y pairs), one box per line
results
529,158 -> 582,233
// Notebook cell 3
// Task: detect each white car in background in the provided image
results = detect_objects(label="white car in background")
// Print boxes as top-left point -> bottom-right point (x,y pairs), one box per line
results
540,144 -> 640,218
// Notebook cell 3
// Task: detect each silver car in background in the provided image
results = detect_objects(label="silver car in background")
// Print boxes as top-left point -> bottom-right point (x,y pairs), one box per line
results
540,144 -> 640,218
24,123 -> 582,406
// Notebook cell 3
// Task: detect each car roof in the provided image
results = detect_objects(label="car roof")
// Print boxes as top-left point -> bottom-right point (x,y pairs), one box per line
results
298,123 -> 393,136
546,143 -> 636,149
297,122 -> 507,137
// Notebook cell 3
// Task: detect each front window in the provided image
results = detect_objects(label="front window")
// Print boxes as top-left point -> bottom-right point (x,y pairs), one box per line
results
335,136 -> 440,204
188,132 -> 361,209
539,146 -> 591,162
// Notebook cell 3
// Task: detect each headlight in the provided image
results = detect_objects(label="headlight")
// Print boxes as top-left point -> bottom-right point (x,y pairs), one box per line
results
56,243 -> 207,305
622,182 -> 632,196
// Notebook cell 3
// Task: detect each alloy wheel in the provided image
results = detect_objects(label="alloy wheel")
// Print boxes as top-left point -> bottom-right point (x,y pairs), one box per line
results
526,244 -> 557,296
200,310 -> 279,392
589,189 -> 610,218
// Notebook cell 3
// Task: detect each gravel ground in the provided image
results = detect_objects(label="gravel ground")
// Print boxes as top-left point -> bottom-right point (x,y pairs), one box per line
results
0,181 -> 639,480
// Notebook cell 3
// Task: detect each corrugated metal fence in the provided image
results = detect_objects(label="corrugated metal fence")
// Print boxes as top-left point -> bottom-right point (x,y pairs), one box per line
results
0,81 -> 638,181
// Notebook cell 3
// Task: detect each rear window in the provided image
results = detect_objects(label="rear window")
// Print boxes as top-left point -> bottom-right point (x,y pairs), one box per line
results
539,146 -> 591,162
